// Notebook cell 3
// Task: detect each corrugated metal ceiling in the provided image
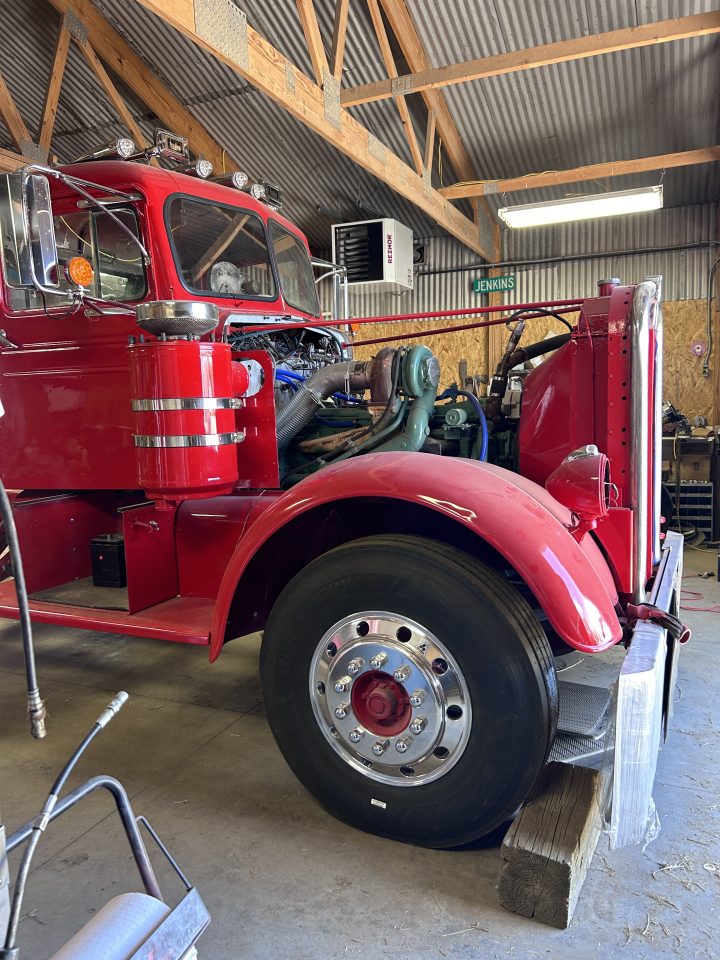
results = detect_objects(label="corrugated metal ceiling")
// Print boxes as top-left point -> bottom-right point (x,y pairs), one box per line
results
407,0 -> 720,213
0,0 -> 717,253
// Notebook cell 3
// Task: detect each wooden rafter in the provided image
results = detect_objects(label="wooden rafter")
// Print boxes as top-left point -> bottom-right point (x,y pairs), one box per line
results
423,108 -> 436,175
342,10 -> 720,107
330,0 -> 350,81
377,0 -> 497,248
378,0 -> 473,183
296,0 -> 329,86
38,18 -> 72,152
0,71 -> 31,152
366,0 -> 423,176
439,146 -> 720,200
76,39 -> 148,147
0,147 -> 32,174
47,0 -> 237,171
131,0 -> 493,260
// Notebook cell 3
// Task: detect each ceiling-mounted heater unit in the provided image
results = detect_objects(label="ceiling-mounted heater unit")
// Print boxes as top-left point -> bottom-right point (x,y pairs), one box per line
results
332,219 -> 414,291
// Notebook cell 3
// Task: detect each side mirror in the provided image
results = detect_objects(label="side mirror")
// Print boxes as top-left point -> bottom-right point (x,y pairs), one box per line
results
23,174 -> 59,290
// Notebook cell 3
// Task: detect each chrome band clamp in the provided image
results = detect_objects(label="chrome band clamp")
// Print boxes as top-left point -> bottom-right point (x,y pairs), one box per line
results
133,431 -> 245,448
131,397 -> 242,411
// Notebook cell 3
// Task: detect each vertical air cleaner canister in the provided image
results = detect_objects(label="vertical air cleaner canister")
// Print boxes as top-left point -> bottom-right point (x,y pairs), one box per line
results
128,301 -> 242,503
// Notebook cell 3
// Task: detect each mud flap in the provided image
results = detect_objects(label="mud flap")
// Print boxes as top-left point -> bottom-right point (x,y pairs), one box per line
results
609,530 -> 684,849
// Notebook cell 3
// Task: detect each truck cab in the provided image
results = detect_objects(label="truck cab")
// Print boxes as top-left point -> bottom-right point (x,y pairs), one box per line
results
0,158 -> 321,492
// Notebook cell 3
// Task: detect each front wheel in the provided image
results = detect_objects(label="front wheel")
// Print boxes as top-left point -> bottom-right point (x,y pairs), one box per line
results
260,535 -> 557,848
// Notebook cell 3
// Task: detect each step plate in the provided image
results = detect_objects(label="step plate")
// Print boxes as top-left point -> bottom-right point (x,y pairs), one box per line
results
557,680 -> 612,738
550,731 -> 608,765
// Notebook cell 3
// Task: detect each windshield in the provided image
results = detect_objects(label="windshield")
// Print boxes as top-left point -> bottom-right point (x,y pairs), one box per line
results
269,221 -> 319,317
167,196 -> 276,300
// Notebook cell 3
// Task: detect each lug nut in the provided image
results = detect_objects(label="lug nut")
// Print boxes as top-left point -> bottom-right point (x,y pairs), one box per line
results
395,736 -> 412,754
348,728 -> 364,743
372,739 -> 390,756
409,689 -> 426,707
334,675 -> 352,693
393,665 -> 411,682
369,652 -> 388,669
334,702 -> 351,719
409,716 -> 427,735
347,657 -> 365,675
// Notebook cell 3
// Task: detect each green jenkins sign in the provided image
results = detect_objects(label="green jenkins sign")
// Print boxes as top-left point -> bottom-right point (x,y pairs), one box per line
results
473,275 -> 516,294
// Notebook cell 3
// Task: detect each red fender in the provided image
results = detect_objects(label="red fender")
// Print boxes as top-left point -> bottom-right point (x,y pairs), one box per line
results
209,453 -> 622,660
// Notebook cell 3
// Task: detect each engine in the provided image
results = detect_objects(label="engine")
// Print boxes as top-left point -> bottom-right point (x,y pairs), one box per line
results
225,315 -> 570,488
227,325 -> 351,412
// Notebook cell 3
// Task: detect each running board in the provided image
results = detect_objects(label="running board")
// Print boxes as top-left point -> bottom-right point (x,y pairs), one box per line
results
0,579 -> 213,646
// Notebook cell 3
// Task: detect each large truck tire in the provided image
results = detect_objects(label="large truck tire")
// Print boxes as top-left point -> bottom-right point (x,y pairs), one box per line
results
260,534 -> 558,848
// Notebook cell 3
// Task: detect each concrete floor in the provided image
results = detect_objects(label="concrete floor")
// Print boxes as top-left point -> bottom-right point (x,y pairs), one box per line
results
1,549 -> 719,960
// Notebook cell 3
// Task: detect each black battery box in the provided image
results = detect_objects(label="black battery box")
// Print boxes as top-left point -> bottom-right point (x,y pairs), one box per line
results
90,533 -> 127,588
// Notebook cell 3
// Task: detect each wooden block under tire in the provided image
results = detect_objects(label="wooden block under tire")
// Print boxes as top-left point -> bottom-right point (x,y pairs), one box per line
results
497,761 -> 602,928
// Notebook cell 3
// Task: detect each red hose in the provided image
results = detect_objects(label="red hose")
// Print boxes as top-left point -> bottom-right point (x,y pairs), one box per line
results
352,307 -> 580,347
233,298 -> 585,335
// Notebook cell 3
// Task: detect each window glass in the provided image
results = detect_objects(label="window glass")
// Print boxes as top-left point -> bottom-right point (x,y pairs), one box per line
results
2,206 -> 146,310
270,221 -> 319,317
168,197 -> 276,300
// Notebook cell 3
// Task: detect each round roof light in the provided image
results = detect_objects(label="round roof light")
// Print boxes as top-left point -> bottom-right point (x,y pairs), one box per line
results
116,138 -> 137,159
194,158 -> 214,179
231,171 -> 250,190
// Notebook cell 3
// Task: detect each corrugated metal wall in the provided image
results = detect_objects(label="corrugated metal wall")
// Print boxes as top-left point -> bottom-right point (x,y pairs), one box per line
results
320,202 -> 718,317
504,203 -> 718,302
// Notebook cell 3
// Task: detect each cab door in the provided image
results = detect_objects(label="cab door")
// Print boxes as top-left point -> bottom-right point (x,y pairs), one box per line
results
0,203 -> 149,491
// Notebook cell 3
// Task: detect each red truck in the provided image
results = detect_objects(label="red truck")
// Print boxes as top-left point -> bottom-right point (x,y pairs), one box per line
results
0,132 -> 685,850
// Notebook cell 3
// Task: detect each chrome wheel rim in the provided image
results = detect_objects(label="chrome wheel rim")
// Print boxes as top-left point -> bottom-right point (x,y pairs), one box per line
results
309,611 -> 472,786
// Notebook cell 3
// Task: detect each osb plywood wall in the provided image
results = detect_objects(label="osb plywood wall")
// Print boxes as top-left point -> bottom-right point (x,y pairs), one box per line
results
351,298 -> 717,418
663,299 -> 715,421
352,318 -> 490,391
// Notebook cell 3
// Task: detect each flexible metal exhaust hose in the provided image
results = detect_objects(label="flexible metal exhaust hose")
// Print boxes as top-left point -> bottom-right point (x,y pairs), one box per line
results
276,361 -> 370,447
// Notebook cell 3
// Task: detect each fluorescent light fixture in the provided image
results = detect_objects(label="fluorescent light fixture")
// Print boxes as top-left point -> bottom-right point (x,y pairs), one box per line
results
498,185 -> 663,228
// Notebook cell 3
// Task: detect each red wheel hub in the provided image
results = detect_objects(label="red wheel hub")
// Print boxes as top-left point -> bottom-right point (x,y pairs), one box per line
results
351,671 -> 411,737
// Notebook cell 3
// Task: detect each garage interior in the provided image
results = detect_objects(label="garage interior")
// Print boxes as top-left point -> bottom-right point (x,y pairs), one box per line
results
0,0 -> 719,958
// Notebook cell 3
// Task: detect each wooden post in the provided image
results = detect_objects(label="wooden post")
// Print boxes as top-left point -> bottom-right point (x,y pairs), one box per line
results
498,762 -> 603,928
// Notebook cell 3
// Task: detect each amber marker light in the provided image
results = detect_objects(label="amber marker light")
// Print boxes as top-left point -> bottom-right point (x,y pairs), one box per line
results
65,256 -> 94,288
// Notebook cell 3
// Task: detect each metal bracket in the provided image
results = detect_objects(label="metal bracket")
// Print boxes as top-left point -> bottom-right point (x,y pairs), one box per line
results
195,0 -> 249,71
484,181 -> 499,195
391,75 -> 414,96
367,133 -> 386,164
285,62 -> 296,94
18,141 -> 48,163
64,9 -> 88,45
323,70 -> 341,129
